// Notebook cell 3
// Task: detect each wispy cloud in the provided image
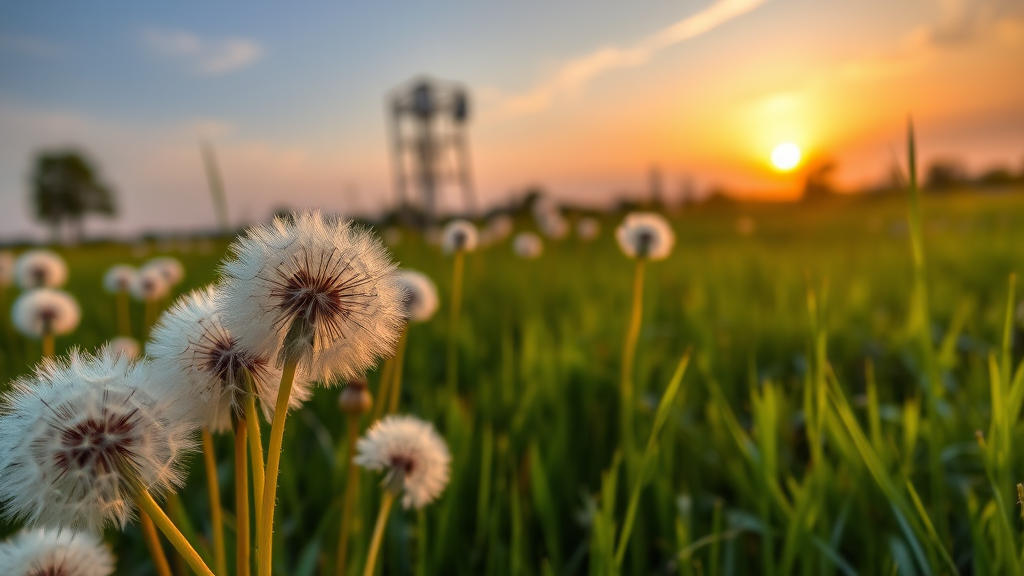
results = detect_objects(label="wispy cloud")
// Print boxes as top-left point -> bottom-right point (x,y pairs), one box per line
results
483,0 -> 770,121
142,28 -> 262,75
906,0 -> 1024,48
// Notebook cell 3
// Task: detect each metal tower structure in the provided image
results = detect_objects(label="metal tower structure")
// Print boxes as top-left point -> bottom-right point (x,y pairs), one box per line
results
387,76 -> 476,223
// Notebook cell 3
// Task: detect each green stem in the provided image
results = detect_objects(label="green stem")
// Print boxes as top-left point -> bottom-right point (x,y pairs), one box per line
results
203,428 -> 227,575
243,379 -> 265,532
116,290 -> 132,337
370,357 -> 394,423
137,489 -> 216,576
620,258 -> 646,475
362,492 -> 395,576
388,328 -> 409,414
42,331 -> 55,359
235,418 -> 251,576
258,359 -> 298,576
140,511 -> 174,576
446,251 -> 465,399
334,417 -> 362,576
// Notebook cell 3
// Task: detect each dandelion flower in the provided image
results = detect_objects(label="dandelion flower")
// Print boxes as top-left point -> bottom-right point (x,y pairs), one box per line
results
0,528 -> 115,576
395,270 -> 438,323
130,267 -> 170,302
441,220 -> 478,254
148,286 -> 305,432
576,217 -> 600,241
12,289 -> 80,339
0,251 -> 14,288
102,336 -> 141,361
616,212 -> 675,260
0,349 -> 198,533
513,232 -> 543,259
144,257 -> 185,287
354,415 -> 450,509
14,250 -> 68,290
103,265 -> 136,294
219,210 -> 406,382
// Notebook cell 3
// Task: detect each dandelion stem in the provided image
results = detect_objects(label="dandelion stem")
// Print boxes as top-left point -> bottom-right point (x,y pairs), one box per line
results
362,491 -> 395,576
446,250 -> 465,399
140,511 -> 174,576
388,328 -> 409,414
235,418 -> 251,576
42,331 -> 54,358
243,378 -> 265,532
334,417 -> 362,576
137,489 -> 217,576
203,428 -> 227,576
258,358 -> 298,576
116,290 -> 132,337
370,357 -> 394,423
620,258 -> 646,475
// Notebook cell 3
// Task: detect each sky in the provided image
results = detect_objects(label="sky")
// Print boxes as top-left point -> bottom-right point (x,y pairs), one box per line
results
1,0 -> 1022,238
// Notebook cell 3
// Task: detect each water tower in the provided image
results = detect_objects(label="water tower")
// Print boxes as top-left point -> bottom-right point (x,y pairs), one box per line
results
387,76 -> 476,223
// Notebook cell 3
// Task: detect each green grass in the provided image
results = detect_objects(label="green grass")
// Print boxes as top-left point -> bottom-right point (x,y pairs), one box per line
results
3,188 -> 1024,575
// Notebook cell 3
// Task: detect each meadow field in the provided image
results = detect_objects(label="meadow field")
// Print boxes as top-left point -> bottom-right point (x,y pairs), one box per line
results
3,188 -> 1024,575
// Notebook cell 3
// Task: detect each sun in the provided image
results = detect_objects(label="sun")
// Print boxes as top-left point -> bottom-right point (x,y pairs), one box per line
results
771,142 -> 802,171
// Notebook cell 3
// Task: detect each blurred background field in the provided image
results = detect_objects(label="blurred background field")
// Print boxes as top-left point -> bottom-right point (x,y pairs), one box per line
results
3,187 -> 1024,574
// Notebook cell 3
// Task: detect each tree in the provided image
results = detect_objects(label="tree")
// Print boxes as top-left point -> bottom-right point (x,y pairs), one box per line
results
924,159 -> 967,191
31,149 -> 117,243
802,160 -> 837,201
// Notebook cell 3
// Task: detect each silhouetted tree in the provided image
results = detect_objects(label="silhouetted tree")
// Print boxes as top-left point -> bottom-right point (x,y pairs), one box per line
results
802,161 -> 837,201
977,166 -> 1016,187
924,159 -> 967,191
31,149 -> 116,243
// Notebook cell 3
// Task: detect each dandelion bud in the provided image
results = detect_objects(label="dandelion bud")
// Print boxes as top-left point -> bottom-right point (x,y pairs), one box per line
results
513,232 -> 543,259
441,220 -> 478,254
103,264 -> 137,294
14,249 -> 68,290
12,288 -> 80,339
395,270 -> 439,322
0,528 -> 116,576
616,212 -> 675,260
354,415 -> 450,509
338,378 -> 372,416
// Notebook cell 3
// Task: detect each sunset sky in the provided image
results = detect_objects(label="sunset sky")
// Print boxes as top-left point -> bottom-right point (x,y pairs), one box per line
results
1,0 -> 1022,238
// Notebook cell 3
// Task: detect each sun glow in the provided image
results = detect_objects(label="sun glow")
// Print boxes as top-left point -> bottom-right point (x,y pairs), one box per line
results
771,142 -> 802,171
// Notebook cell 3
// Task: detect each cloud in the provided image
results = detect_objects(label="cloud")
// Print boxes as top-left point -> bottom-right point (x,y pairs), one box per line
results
906,0 -> 1024,48
482,0 -> 770,120
142,28 -> 262,75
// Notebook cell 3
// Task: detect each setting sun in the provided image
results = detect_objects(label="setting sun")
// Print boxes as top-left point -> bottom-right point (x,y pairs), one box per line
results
771,142 -> 802,171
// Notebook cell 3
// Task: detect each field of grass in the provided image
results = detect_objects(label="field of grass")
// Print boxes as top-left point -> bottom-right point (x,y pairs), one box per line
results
3,188 -> 1024,575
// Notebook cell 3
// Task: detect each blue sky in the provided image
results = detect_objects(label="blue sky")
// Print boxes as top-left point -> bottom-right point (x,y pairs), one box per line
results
1,0 -> 1022,238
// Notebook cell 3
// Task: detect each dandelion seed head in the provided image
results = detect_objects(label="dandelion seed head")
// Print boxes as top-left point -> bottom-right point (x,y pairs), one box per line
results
441,220 -> 478,254
0,528 -> 115,576
354,415 -> 450,509
130,267 -> 170,302
537,213 -> 569,240
102,265 -> 136,294
616,212 -> 675,260
337,377 -> 371,416
219,210 -> 406,383
0,349 -> 198,533
395,270 -> 438,323
14,250 -> 68,290
148,286 -> 307,433
577,217 -> 600,241
486,215 -> 514,242
143,257 -> 185,287
513,232 -> 543,259
12,289 -> 80,339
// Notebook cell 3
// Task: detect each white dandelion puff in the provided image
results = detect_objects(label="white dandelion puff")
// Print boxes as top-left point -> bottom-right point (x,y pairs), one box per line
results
0,528 -> 116,576
143,257 -> 185,287
354,415 -> 450,509
513,232 -> 543,259
616,212 -> 675,261
0,349 -> 198,533
538,214 -> 569,240
102,337 -> 141,361
12,289 -> 81,339
14,250 -> 68,290
102,265 -> 136,294
148,286 -> 307,433
486,215 -> 514,242
130,267 -> 170,302
395,270 -> 439,323
337,377 -> 372,416
219,209 -> 407,383
531,196 -> 559,223
441,220 -> 478,254
0,251 -> 14,287
577,217 -> 600,241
